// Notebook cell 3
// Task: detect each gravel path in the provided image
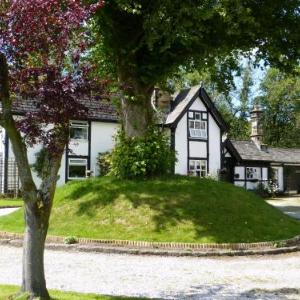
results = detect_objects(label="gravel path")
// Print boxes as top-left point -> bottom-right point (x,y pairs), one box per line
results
267,195 -> 300,220
1,245 -> 300,299
0,207 -> 20,217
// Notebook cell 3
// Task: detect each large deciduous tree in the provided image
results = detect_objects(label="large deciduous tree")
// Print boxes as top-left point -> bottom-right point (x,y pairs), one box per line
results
0,1 -> 103,298
92,0 -> 300,138
256,68 -> 300,147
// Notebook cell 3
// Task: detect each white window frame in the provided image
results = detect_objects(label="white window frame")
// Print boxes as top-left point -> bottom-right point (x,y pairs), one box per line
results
70,121 -> 88,141
68,158 -> 88,180
189,114 -> 207,139
189,159 -> 207,177
246,167 -> 260,180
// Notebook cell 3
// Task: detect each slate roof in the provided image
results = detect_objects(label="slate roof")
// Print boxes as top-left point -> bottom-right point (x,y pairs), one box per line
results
268,147 -> 300,164
166,85 -> 201,125
9,97 -> 118,122
166,85 -> 228,131
229,140 -> 300,164
7,85 -> 228,127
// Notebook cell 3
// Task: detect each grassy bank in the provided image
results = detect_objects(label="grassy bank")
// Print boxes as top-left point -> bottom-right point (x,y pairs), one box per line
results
0,199 -> 22,208
0,176 -> 299,243
0,285 -> 146,300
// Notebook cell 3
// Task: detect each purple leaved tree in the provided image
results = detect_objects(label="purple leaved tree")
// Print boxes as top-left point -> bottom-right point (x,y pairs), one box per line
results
0,1 -> 104,298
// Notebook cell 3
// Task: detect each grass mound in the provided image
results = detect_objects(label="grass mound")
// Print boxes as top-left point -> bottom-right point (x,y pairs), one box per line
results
0,176 -> 299,243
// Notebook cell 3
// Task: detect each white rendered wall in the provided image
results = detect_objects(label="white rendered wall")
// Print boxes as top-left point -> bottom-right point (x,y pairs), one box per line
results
208,115 -> 221,177
174,114 -> 187,174
69,139 -> 89,156
272,166 -> 284,191
7,137 -> 62,188
246,181 -> 259,190
189,97 -> 207,111
90,121 -> 119,176
262,167 -> 268,181
234,181 -> 245,188
234,166 -> 245,180
4,121 -> 119,188
189,141 -> 207,157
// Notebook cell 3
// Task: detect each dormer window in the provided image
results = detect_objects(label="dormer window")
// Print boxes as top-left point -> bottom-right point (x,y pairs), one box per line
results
188,112 -> 207,139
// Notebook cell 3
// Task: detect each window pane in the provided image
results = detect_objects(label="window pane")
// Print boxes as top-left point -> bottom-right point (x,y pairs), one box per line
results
69,165 -> 86,178
189,160 -> 195,170
195,113 -> 201,120
195,121 -> 200,129
70,127 -> 88,140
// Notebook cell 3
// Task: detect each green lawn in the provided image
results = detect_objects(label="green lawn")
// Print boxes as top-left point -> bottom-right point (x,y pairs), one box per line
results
0,199 -> 22,208
0,176 -> 299,243
0,285 -> 147,300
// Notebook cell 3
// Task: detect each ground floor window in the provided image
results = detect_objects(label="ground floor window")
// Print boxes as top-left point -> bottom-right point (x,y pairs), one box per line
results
246,167 -> 260,180
68,158 -> 87,179
189,159 -> 207,177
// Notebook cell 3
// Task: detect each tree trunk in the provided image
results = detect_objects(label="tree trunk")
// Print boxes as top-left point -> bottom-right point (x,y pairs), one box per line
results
118,68 -> 154,138
1,52 -> 67,300
21,199 -> 50,300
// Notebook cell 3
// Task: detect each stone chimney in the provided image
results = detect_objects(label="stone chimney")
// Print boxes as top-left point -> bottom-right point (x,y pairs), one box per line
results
153,88 -> 172,112
250,105 -> 264,147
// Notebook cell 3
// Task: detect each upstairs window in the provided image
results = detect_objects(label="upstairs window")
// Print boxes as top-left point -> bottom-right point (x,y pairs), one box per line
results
188,112 -> 207,139
189,160 -> 207,177
70,121 -> 88,140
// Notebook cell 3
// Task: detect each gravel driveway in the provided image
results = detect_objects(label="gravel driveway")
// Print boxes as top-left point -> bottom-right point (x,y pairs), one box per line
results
267,195 -> 300,220
0,207 -> 20,217
1,245 -> 300,299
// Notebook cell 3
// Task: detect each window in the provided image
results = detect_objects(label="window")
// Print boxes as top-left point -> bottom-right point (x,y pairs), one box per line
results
188,112 -> 207,139
189,160 -> 207,177
70,121 -> 88,140
189,120 -> 207,138
68,158 -> 87,179
246,167 -> 260,180
272,167 -> 279,185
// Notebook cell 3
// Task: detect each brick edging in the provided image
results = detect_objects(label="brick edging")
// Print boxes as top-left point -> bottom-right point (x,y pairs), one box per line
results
0,231 -> 300,252
1,238 -> 300,257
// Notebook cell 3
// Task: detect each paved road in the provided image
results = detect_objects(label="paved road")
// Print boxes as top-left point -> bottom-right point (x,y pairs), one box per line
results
267,195 -> 300,220
0,208 -> 20,217
1,245 -> 300,299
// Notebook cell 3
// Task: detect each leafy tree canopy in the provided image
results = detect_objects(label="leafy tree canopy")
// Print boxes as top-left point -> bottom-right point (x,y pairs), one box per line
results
92,0 -> 300,89
255,68 -> 300,147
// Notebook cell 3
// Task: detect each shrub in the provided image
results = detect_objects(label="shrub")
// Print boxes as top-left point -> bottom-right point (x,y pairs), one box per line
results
110,128 -> 177,179
97,152 -> 112,176
64,236 -> 78,244
254,180 -> 279,198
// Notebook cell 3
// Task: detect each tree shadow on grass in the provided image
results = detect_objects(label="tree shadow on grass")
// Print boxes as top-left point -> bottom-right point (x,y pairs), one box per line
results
64,177 -> 300,243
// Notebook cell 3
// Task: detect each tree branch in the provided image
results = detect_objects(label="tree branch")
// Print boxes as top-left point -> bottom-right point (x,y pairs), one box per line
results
0,52 -> 37,196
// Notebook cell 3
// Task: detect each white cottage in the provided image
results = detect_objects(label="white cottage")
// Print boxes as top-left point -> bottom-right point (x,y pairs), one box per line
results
0,98 -> 119,193
0,85 -> 227,193
224,106 -> 300,193
165,85 -> 227,178
1,85 -> 299,195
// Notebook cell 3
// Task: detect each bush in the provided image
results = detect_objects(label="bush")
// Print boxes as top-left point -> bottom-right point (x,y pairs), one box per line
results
110,128 -> 177,179
64,236 -> 78,244
254,180 -> 279,198
97,152 -> 112,176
